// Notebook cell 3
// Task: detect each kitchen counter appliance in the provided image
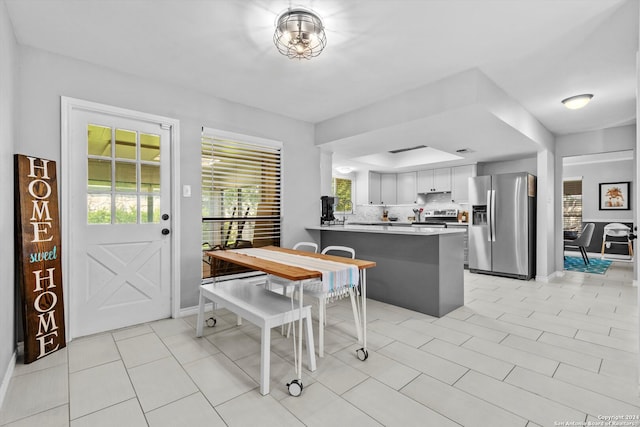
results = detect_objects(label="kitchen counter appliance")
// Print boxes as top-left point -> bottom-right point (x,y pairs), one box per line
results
412,209 -> 459,228
469,173 -> 536,280
321,196 -> 341,226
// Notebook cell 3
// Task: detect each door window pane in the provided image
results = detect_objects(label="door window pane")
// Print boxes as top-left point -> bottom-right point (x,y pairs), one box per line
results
141,133 -> 160,162
88,125 -> 162,225
115,162 -> 137,192
141,164 -> 160,193
88,124 -> 111,157
88,159 -> 112,191
140,195 -> 160,223
115,129 -> 137,160
88,194 -> 111,224
115,194 -> 138,223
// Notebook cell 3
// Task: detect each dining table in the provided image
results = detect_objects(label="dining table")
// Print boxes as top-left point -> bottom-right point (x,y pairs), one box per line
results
204,245 -> 376,396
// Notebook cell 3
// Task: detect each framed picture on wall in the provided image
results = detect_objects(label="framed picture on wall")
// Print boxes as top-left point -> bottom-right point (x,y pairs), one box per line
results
599,181 -> 630,210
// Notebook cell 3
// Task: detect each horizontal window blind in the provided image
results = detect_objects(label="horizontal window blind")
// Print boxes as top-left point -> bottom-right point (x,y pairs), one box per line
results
563,179 -> 582,231
201,129 -> 282,279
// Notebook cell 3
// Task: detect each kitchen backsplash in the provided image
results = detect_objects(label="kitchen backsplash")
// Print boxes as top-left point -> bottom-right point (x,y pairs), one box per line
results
348,193 -> 467,222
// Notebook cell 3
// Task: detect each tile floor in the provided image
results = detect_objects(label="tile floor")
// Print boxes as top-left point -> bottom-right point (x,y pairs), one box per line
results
1,262 -> 639,426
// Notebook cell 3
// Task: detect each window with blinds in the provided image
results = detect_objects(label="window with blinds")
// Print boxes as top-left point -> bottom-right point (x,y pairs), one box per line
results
201,128 -> 282,279
332,177 -> 353,212
563,179 -> 582,231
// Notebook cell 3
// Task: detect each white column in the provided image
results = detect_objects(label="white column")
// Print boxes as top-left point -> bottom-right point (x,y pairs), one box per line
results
536,149 -> 556,281
319,149 -> 333,196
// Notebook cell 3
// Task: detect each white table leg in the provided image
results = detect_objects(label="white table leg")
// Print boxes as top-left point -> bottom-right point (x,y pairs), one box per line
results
260,324 -> 270,395
196,291 -> 205,337
304,309 -> 317,372
297,280 -> 303,380
349,288 -> 363,345
318,298 -> 325,357
362,269 -> 367,351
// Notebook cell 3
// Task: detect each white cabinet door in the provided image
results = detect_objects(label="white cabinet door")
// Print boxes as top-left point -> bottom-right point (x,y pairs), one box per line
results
417,169 -> 434,192
396,172 -> 417,204
433,168 -> 451,192
369,171 -> 381,204
451,164 -> 476,203
380,173 -> 397,205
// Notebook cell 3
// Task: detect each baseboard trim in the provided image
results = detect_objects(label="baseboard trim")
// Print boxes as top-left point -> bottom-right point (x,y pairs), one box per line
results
536,270 -> 563,282
179,302 -> 214,318
0,351 -> 16,409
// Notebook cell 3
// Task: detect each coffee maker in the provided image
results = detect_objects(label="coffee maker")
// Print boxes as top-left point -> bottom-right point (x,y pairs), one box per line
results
320,196 -> 337,225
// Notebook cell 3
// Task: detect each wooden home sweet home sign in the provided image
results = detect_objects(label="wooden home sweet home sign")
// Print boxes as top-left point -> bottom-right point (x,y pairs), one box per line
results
14,154 -> 66,363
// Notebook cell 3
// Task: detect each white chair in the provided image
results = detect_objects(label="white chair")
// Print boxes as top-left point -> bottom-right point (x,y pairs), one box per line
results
296,245 -> 358,357
267,242 -> 318,297
601,223 -> 633,258
266,242 -> 319,334
293,241 -> 319,253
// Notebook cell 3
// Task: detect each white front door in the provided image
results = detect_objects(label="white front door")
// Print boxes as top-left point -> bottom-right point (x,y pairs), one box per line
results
64,101 -> 174,338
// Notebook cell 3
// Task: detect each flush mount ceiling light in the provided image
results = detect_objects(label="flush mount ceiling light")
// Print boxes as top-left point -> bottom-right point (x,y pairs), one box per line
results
561,94 -> 594,110
273,7 -> 326,60
336,166 -> 354,174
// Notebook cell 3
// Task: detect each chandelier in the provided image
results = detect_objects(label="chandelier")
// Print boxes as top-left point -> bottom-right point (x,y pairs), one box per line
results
273,7 -> 326,60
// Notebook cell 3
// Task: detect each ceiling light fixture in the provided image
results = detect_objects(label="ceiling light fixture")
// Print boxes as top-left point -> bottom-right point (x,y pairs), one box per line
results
274,7 -> 326,60
336,166 -> 354,174
561,94 -> 594,110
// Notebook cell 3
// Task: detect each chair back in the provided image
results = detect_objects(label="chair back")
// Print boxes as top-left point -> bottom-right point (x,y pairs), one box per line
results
321,245 -> 355,259
604,223 -> 630,237
574,223 -> 595,246
293,242 -> 318,253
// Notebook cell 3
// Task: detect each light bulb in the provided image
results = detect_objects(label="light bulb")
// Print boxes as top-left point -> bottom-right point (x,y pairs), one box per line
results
562,94 -> 593,110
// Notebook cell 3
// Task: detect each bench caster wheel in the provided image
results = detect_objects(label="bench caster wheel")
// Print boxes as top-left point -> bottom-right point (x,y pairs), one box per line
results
206,317 -> 216,327
356,348 -> 368,361
287,379 -> 303,397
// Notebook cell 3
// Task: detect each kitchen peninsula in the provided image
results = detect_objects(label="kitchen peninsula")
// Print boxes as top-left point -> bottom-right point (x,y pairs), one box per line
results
306,224 -> 465,317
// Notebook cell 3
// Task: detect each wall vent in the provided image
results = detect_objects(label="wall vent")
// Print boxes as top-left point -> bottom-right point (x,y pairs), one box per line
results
388,145 -> 427,154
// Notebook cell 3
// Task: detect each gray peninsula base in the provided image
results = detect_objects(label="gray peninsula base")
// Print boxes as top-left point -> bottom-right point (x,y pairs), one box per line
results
318,229 -> 464,317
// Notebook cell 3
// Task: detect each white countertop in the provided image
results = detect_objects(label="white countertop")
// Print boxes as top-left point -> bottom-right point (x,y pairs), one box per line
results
306,224 -> 466,236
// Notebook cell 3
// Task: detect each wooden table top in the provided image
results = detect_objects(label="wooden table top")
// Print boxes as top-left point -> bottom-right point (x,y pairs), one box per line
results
204,245 -> 376,281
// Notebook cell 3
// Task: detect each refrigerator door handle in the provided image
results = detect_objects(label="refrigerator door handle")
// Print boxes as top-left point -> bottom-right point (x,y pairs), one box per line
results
491,190 -> 496,242
486,190 -> 492,242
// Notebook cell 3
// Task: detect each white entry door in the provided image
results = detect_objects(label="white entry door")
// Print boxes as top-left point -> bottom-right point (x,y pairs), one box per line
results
64,101 -> 174,338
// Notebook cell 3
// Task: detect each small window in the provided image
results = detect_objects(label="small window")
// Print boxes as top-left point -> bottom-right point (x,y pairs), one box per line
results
563,179 -> 582,231
332,177 -> 353,213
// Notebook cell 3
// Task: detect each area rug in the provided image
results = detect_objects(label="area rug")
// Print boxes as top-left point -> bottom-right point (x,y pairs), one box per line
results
564,256 -> 612,274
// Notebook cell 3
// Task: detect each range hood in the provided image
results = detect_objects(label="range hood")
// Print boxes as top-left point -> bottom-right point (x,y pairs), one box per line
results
417,190 -> 451,195
417,191 -> 452,204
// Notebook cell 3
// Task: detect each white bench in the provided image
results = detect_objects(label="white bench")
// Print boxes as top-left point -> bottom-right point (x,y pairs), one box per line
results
196,278 -> 316,395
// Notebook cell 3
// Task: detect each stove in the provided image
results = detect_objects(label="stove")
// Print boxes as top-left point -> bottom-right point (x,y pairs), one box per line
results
423,209 -> 458,221
412,209 -> 458,227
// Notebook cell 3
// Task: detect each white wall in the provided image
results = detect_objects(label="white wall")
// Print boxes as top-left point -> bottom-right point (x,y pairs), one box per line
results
15,45 -> 320,310
563,159 -> 634,222
554,124 -> 636,273
0,0 -> 16,404
479,156 -> 537,176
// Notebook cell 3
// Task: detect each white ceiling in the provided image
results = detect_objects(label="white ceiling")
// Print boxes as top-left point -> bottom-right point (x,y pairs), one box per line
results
4,0 -> 638,172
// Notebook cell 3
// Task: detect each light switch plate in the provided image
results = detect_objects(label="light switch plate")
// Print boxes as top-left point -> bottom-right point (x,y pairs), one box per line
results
183,185 -> 191,197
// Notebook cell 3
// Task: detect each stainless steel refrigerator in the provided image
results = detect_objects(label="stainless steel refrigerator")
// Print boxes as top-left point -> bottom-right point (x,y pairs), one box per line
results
469,172 -> 536,280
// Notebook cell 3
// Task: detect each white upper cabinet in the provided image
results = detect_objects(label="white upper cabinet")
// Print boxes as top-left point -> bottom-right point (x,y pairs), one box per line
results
417,168 -> 451,192
451,164 -> 477,203
396,172 -> 417,204
433,168 -> 451,192
362,165 -> 475,205
368,171 -> 382,204
367,172 -> 396,204
380,173 -> 397,205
